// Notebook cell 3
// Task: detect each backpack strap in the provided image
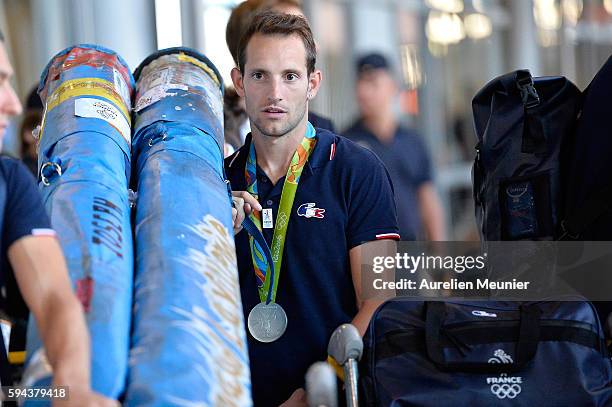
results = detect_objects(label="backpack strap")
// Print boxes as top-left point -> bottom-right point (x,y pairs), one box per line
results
516,70 -> 540,109
515,70 -> 548,154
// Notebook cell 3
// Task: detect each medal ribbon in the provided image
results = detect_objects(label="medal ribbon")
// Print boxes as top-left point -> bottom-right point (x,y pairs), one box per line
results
246,122 -> 316,303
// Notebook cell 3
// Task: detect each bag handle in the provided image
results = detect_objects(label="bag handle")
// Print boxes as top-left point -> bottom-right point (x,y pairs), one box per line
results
425,302 -> 541,374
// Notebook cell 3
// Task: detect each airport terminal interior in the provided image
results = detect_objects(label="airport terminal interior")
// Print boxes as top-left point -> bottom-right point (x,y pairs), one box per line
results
1,1 -> 612,406
1,0 -> 611,240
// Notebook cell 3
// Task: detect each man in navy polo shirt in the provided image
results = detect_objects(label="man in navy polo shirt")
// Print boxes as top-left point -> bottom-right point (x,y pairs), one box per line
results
225,12 -> 399,407
344,53 -> 445,241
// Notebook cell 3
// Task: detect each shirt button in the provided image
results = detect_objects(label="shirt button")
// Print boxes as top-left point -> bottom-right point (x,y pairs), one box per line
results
266,200 -> 273,206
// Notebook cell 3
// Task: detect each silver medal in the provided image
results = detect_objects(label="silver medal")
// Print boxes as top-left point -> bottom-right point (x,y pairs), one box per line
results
248,302 -> 288,343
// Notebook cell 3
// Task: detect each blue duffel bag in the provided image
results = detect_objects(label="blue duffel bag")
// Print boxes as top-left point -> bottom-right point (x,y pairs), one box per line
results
360,299 -> 612,406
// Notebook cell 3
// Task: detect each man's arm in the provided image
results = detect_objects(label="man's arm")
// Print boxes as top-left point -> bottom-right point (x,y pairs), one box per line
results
349,240 -> 396,336
8,235 -> 117,407
344,147 -> 400,336
417,182 -> 446,241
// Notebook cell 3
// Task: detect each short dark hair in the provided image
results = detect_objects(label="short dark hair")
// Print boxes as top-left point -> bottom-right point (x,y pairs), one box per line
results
237,11 -> 316,75
226,0 -> 267,66
226,0 -> 304,66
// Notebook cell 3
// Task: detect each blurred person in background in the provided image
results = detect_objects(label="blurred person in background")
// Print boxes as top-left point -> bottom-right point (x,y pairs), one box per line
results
224,0 -> 334,154
19,86 -> 42,176
223,86 -> 248,156
0,29 -> 117,406
344,53 -> 446,241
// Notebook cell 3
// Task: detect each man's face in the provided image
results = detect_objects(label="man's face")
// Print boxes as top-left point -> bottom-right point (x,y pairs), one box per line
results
0,42 -> 22,148
356,69 -> 397,119
232,33 -> 320,138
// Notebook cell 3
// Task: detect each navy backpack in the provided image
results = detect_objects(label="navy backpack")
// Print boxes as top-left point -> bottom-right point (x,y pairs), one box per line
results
472,70 -> 581,241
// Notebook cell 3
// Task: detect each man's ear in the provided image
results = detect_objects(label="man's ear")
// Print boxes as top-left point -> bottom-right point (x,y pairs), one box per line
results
231,67 -> 245,98
307,69 -> 322,100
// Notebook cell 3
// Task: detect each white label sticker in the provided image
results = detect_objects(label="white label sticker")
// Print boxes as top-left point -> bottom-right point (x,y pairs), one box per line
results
262,208 -> 274,229
74,98 -> 131,144
113,68 -> 131,107
134,83 -> 187,112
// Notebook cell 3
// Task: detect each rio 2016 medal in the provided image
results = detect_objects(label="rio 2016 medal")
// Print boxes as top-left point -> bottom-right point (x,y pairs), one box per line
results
248,302 -> 288,343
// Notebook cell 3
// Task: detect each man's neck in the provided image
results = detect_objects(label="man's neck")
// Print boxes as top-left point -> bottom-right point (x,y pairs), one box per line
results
251,120 -> 308,185
363,112 -> 397,144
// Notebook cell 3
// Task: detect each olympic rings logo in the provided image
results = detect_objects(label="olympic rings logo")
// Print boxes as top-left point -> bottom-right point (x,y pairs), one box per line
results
490,383 -> 522,399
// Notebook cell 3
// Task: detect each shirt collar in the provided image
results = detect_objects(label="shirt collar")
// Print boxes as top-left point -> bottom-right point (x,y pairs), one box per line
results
305,127 -> 335,171
226,123 -> 337,174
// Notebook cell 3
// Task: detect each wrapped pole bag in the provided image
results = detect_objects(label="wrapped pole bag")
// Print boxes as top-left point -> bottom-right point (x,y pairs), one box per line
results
22,44 -> 135,398
125,48 -> 251,407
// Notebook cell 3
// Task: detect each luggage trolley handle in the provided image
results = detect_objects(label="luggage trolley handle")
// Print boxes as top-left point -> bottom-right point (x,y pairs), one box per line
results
424,302 -> 541,374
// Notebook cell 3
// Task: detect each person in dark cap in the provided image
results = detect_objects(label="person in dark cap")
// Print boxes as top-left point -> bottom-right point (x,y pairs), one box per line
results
19,86 -> 43,176
344,52 -> 446,241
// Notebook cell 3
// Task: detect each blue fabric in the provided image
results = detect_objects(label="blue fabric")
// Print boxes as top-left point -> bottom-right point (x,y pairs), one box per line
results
343,120 -> 432,240
24,45 -> 134,398
225,129 -> 399,407
126,49 -> 252,406
37,43 -> 135,95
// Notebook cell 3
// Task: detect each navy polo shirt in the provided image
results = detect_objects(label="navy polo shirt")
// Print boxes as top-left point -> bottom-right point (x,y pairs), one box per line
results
0,156 -> 53,317
344,120 -> 433,240
225,128 -> 399,407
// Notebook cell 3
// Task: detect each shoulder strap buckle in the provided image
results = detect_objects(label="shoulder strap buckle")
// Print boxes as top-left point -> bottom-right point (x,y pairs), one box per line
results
516,71 -> 540,109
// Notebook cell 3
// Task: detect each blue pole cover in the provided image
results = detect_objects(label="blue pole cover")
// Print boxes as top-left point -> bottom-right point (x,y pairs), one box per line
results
23,44 -> 135,399
125,48 -> 251,406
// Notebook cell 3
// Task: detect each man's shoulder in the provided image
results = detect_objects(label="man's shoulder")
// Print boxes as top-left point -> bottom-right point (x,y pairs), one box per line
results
223,129 -> 386,177
224,141 -> 249,190
224,143 -> 246,166
335,133 -> 378,160
316,128 -> 386,172
0,154 -> 21,171
224,140 -> 248,169
0,155 -> 34,185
